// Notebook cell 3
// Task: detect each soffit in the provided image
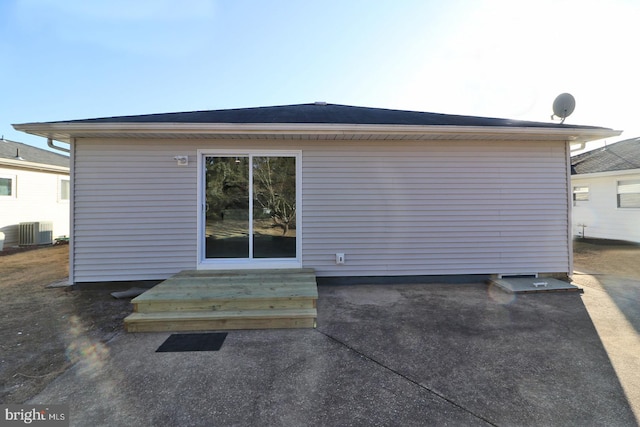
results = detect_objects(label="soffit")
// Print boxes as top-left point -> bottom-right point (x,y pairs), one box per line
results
11,123 -> 622,145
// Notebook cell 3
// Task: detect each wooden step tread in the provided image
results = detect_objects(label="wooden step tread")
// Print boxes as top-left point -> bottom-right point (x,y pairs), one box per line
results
133,289 -> 317,303
157,278 -> 316,288
124,308 -> 317,332
125,308 -> 317,322
174,268 -> 316,277
133,298 -> 316,313
125,318 -> 316,332
153,281 -> 317,291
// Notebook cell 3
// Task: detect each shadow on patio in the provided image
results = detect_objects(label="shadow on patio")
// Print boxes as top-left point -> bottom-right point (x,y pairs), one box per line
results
317,282 -> 638,425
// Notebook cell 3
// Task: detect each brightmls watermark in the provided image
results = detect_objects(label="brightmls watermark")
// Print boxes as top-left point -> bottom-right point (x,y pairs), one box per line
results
1,405 -> 68,426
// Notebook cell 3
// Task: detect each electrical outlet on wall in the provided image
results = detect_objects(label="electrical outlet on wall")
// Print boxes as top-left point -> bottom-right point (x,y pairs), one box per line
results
336,253 -> 345,264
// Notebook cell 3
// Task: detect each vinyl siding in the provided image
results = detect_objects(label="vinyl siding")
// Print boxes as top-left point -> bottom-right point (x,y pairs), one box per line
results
302,141 -> 570,276
572,171 -> 640,243
0,166 -> 69,246
73,141 -> 197,281
72,138 -> 570,282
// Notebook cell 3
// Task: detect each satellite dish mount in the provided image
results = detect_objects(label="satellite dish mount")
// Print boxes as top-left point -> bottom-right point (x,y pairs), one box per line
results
551,93 -> 576,124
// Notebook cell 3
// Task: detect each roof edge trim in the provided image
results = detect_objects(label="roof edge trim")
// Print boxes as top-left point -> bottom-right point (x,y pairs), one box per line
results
0,157 -> 70,173
13,122 -> 622,144
572,168 -> 640,179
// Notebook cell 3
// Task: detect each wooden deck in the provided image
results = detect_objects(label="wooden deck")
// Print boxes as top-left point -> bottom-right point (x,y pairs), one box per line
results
124,269 -> 318,332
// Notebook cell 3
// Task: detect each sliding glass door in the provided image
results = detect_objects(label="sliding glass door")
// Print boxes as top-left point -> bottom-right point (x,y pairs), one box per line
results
200,152 -> 299,267
204,156 -> 251,258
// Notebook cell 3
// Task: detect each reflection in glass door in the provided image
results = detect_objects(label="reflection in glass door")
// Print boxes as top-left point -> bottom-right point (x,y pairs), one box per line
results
204,155 -> 297,260
204,156 -> 250,258
253,156 -> 296,258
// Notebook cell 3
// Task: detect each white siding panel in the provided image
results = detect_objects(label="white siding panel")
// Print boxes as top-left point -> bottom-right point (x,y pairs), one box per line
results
572,172 -> 640,243
72,138 -> 570,282
0,166 -> 69,246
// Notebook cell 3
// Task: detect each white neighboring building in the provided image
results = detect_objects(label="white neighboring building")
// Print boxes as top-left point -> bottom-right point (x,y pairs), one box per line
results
0,138 -> 70,247
571,137 -> 640,243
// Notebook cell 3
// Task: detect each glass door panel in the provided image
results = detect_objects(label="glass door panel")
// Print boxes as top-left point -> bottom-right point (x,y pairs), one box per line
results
202,153 -> 297,262
253,156 -> 297,258
205,156 -> 250,258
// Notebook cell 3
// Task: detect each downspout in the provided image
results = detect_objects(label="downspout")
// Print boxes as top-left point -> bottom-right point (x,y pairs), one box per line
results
568,140 -> 584,276
45,136 -> 73,283
68,138 -> 75,285
566,140 -> 574,280
47,138 -> 70,153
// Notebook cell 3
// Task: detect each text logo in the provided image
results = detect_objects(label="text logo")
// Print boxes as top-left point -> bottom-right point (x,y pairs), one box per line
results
1,405 -> 69,427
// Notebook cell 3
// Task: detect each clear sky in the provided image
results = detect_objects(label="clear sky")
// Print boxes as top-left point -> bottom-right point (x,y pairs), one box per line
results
1,0 -> 638,153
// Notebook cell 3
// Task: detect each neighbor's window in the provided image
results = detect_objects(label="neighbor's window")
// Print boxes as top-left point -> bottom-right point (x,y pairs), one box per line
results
617,179 -> 640,208
573,186 -> 589,202
0,176 -> 15,197
59,178 -> 70,201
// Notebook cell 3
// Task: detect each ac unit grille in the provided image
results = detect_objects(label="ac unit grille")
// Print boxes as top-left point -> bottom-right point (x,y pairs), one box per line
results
19,222 -> 54,246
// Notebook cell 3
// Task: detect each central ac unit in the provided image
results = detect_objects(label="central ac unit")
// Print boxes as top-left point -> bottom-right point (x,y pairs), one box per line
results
19,222 -> 54,246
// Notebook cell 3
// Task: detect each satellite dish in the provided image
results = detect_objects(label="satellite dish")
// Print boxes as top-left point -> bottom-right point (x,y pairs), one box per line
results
552,93 -> 576,124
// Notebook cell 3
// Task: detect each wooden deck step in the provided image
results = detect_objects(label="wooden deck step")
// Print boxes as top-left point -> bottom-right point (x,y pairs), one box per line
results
132,282 -> 317,311
124,309 -> 317,332
124,268 -> 318,332
171,268 -> 317,279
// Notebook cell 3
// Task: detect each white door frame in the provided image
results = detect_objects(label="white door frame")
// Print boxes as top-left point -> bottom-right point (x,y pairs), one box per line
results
196,149 -> 302,270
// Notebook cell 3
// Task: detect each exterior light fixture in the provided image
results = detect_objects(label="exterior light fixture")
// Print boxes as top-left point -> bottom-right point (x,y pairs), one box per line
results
174,155 -> 188,166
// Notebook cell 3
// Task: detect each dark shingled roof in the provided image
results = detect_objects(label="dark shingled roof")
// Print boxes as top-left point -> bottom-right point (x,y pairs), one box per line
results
571,137 -> 640,175
51,103 -> 605,129
0,138 -> 69,168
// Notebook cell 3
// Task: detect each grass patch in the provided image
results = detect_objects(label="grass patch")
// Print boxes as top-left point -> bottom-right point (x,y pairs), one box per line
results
0,245 -> 69,289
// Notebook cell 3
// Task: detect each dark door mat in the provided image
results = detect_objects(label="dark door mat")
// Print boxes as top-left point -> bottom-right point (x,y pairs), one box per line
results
156,333 -> 227,352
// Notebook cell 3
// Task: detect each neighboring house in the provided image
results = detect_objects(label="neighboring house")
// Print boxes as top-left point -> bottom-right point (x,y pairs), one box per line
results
14,103 -> 619,284
0,138 -> 70,247
571,137 -> 640,243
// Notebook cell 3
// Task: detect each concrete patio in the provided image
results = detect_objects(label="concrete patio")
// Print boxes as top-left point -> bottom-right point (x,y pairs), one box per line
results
29,281 -> 638,426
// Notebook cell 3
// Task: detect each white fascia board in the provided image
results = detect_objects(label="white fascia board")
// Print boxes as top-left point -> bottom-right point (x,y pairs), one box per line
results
14,122 -> 622,143
571,168 -> 640,179
0,158 -> 70,173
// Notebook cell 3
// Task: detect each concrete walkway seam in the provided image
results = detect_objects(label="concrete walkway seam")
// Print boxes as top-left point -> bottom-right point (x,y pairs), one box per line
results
315,329 -> 498,427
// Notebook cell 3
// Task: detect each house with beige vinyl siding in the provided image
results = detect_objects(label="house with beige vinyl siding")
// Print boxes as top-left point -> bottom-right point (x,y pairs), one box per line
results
14,103 -> 620,285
